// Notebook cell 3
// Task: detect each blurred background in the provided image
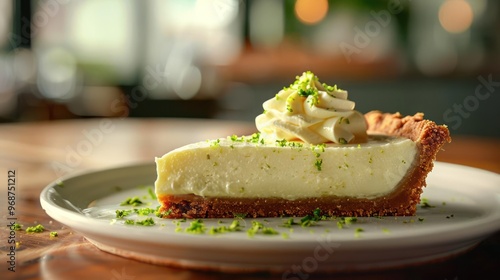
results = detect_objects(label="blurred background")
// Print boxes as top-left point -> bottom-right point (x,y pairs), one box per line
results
0,0 -> 498,137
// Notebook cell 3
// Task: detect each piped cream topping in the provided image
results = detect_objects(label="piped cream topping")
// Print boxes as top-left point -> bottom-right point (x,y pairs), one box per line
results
255,71 -> 367,145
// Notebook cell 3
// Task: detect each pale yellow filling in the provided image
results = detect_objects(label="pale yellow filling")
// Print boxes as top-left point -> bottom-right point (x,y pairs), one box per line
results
155,135 -> 418,200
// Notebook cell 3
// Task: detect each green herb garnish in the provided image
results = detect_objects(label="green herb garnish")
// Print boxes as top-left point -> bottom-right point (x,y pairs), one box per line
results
419,198 -> 435,208
297,88 -> 317,98
209,220 -> 242,235
210,139 -> 221,147
12,223 -> 22,231
233,213 -> 248,219
283,71 -> 342,108
314,159 -> 323,171
156,208 -> 172,218
276,139 -> 288,147
248,133 -> 261,144
123,217 -> 156,226
115,209 -> 133,219
49,231 -> 58,237
299,208 -> 325,227
276,139 -> 304,148
286,101 -> 294,113
311,143 -> 326,157
337,217 -> 358,229
26,224 -> 45,233
282,218 -> 298,228
135,217 -> 156,226
185,219 -> 206,234
300,216 -> 315,227
230,134 -> 244,142
147,187 -> 156,199
322,82 -> 340,93
354,227 -> 364,237
247,221 -> 279,236
134,207 -> 156,216
120,196 -> 143,207
285,71 -> 319,100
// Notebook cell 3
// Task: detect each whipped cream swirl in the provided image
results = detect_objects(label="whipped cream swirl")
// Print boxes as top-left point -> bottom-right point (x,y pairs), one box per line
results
255,72 -> 367,144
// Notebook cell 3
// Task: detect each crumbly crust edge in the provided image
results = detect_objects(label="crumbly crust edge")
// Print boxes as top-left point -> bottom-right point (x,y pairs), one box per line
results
365,110 -> 451,175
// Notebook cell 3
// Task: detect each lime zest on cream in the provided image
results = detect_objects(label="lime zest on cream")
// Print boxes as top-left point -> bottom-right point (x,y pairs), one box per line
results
255,71 -> 368,144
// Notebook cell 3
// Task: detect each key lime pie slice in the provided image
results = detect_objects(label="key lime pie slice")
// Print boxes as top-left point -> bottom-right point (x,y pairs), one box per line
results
155,72 -> 451,218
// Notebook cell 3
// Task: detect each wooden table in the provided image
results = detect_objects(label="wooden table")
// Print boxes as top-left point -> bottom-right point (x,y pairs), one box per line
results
1,118 -> 499,280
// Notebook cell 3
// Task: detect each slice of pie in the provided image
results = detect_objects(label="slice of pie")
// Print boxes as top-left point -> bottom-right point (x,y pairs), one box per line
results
155,72 -> 451,218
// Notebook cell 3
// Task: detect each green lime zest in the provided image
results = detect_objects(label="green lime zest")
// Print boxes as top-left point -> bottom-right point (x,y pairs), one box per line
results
13,223 -> 22,231
26,224 -> 45,233
185,219 -> 206,234
247,221 -> 279,237
120,196 -> 143,207
209,220 -> 242,235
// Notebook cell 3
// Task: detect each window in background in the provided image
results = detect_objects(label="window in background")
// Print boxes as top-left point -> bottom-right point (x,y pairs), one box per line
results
144,0 -> 244,101
0,1 -> 13,48
0,1 -> 15,121
33,0 -> 140,86
29,0 -> 139,117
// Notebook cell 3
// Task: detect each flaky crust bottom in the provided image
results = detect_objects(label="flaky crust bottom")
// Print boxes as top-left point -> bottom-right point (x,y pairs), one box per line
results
158,111 -> 451,218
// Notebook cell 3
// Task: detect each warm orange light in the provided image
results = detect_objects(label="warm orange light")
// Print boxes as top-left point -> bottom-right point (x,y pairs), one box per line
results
295,0 -> 328,25
439,0 -> 474,34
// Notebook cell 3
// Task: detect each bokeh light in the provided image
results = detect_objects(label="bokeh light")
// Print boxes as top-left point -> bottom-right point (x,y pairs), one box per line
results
295,0 -> 328,25
439,0 -> 474,34
37,48 -> 78,101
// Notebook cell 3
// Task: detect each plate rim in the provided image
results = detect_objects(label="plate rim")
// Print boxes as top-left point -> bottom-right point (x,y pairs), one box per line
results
39,161 -> 500,257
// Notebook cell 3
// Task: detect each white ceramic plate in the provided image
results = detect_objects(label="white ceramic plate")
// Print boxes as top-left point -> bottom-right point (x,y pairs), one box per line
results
40,162 -> 500,273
